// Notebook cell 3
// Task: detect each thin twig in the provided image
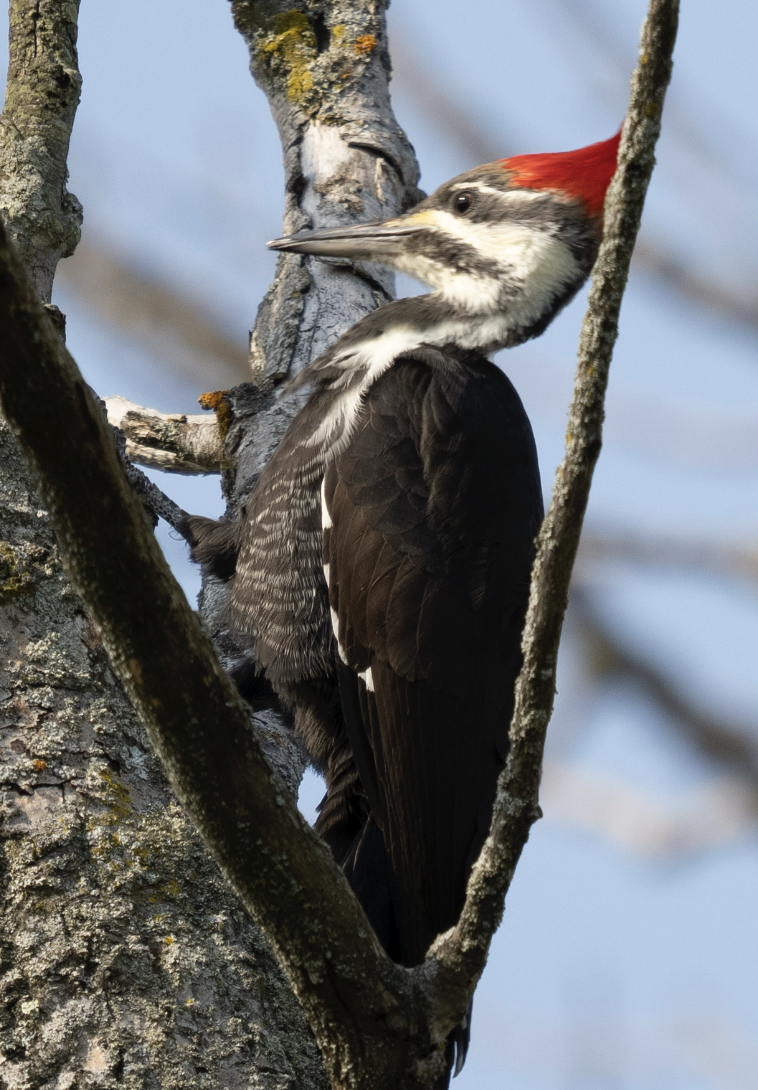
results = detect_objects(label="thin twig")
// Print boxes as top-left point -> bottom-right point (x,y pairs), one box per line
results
425,0 -> 680,1039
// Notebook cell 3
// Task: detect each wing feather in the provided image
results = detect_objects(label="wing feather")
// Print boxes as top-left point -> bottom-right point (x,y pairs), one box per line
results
324,350 -> 543,968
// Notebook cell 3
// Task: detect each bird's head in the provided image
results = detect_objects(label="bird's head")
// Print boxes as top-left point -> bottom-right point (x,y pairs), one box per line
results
269,130 -> 621,350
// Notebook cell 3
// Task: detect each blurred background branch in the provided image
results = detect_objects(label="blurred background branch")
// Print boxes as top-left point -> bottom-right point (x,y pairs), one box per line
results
570,584 -> 758,789
57,237 -> 250,388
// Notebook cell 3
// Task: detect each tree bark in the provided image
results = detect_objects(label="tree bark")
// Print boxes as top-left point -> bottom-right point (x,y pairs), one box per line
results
0,0 -> 82,304
0,1 -> 343,1086
0,413 -> 327,1090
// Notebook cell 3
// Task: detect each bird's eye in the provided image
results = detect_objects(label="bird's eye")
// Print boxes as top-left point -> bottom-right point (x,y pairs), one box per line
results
453,191 -> 473,214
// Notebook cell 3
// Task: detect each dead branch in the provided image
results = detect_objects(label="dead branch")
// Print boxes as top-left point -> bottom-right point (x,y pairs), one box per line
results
105,395 -> 225,474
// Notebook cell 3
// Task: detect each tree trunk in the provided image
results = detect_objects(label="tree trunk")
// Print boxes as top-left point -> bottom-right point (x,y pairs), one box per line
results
0,0 -> 390,1085
0,0 -> 419,1084
0,415 -> 328,1090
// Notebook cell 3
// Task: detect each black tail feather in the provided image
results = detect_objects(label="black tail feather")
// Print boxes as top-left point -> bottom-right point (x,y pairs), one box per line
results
433,1001 -> 473,1089
341,813 -> 400,963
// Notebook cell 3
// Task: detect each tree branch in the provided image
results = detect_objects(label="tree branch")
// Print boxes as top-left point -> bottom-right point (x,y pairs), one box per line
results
579,528 -> 758,584
0,5 -> 323,1085
0,4 -> 436,1086
0,0 -> 82,302
167,9 -> 426,832
541,757 -> 758,857
0,221 -> 432,1088
424,0 -> 680,1039
105,395 -> 226,474
230,0 -> 420,390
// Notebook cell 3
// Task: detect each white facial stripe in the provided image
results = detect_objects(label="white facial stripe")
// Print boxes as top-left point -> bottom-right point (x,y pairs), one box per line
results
403,208 -> 580,318
436,272 -> 502,312
304,198 -> 583,452
469,183 -> 558,205
421,208 -> 572,270
389,252 -> 502,312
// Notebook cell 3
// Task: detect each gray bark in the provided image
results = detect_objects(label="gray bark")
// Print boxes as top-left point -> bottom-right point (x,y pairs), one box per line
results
195,0 -> 422,815
217,0 -> 420,527
0,1 -> 332,1086
0,0 -> 82,304
0,418 -> 325,1090
231,0 -> 419,388
105,398 -> 225,476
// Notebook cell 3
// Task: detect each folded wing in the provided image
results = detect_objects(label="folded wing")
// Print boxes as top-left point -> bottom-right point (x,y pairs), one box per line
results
322,349 -> 543,967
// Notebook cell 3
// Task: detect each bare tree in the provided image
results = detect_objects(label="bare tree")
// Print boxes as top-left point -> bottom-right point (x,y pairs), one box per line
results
0,1 -> 678,1088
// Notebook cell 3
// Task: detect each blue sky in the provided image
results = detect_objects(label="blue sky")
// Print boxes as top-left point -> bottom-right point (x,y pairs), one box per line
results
3,1 -> 758,1085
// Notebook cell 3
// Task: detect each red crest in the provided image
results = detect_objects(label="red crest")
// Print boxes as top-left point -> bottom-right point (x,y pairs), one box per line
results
500,129 -> 622,217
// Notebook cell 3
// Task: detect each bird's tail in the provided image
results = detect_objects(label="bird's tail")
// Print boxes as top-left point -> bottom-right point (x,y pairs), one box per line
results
340,813 -> 400,962
433,1001 -> 473,1089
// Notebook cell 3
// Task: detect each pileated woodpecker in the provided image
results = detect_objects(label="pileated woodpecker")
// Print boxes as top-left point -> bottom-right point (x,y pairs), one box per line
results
189,131 -> 620,1086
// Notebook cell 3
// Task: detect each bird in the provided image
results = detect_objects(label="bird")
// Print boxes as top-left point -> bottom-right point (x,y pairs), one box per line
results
187,130 -> 620,1087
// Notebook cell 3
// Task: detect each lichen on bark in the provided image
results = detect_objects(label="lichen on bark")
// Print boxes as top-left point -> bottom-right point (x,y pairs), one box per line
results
0,0 -> 83,303
231,0 -> 420,388
0,0 -> 679,1085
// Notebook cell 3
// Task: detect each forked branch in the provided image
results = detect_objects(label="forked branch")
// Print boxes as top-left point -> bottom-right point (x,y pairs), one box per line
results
0,0 -> 679,1085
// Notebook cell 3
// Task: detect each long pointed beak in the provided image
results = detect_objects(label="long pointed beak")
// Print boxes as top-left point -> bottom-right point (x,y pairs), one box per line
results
267,216 -> 424,261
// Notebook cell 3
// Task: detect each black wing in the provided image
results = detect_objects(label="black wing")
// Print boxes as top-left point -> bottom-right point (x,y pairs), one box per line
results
323,349 -> 543,968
